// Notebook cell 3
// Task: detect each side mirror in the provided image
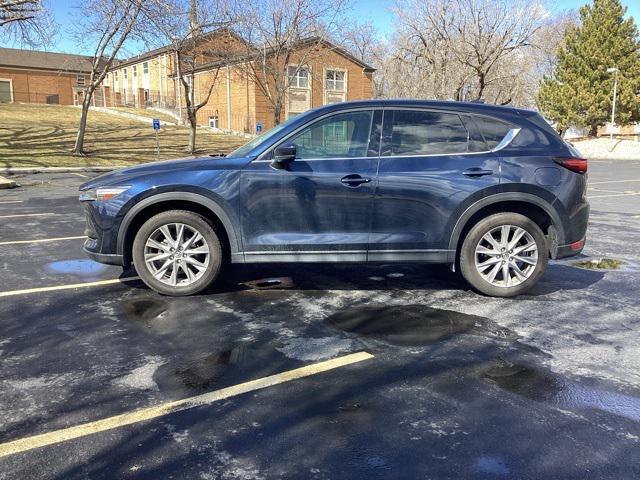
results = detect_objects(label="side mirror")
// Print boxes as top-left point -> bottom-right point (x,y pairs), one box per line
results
272,143 -> 296,169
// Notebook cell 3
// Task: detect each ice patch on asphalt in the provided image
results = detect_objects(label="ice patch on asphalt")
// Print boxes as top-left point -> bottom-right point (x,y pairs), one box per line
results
114,355 -> 164,391
276,337 -> 353,361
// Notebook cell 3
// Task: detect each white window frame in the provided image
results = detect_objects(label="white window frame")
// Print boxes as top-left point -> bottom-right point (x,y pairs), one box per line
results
285,64 -> 312,120
133,65 -> 137,78
287,64 -> 310,89
77,74 -> 85,86
209,115 -> 219,129
323,67 -> 347,105
123,68 -> 128,80
143,62 -> 149,74
0,78 -> 14,103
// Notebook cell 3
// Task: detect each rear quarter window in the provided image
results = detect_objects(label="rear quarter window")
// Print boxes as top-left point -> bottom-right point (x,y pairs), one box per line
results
473,116 -> 512,149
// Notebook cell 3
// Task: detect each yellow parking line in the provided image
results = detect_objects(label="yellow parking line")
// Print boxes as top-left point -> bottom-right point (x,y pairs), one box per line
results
0,213 -> 57,219
0,236 -> 87,246
0,277 -> 140,297
0,351 -> 374,458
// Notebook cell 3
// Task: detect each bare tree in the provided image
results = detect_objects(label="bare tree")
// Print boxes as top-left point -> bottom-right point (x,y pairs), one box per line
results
339,20 -> 379,65
0,0 -> 56,47
149,0 -> 232,153
233,0 -> 347,125
70,0 -> 149,156
390,0 -> 548,104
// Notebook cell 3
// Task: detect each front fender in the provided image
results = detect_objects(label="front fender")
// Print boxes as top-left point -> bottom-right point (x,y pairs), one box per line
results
115,189 -> 241,258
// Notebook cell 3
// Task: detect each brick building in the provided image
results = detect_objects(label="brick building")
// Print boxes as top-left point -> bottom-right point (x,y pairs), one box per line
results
101,29 -> 375,134
0,48 -> 94,105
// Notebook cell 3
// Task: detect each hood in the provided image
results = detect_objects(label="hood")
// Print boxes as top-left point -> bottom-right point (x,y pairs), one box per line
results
79,155 -> 251,190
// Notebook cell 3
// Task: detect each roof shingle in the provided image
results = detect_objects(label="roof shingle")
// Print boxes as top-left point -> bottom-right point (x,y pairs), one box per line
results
0,48 -> 95,73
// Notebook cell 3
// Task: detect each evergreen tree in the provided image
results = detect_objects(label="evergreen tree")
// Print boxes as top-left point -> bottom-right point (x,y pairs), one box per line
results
537,0 -> 640,136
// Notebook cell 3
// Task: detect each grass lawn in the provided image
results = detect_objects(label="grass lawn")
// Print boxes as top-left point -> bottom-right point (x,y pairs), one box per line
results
0,103 -> 245,168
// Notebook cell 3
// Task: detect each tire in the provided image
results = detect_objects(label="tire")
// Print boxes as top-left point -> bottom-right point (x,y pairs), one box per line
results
132,210 -> 223,296
459,213 -> 548,297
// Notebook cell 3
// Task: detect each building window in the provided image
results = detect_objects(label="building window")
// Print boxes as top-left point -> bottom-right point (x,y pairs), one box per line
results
114,71 -> 118,81
287,65 -> 309,88
77,74 -> 85,86
123,68 -> 128,80
325,70 -> 345,91
208,116 -> 219,129
133,65 -> 137,77
143,62 -> 149,74
143,89 -> 149,102
0,80 -> 12,103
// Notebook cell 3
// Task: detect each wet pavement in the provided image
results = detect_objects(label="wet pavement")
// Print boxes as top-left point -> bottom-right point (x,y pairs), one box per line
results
0,163 -> 639,479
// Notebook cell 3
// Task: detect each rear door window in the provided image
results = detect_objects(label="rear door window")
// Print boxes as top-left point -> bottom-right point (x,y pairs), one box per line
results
389,110 -> 470,156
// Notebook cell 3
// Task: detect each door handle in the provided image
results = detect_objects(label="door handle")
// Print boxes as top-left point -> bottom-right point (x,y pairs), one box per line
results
341,174 -> 372,187
463,168 -> 493,178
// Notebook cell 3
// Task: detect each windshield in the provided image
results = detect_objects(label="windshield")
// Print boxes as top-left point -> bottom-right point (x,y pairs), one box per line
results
227,116 -> 298,158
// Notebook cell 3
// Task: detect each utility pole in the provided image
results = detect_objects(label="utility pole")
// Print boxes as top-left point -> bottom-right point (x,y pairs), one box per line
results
606,67 -> 619,146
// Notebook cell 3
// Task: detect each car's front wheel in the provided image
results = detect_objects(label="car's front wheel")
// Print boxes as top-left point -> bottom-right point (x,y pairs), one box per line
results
459,213 -> 548,297
132,210 -> 223,296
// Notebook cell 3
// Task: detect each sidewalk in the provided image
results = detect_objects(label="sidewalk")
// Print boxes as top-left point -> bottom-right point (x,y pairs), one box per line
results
572,138 -> 640,160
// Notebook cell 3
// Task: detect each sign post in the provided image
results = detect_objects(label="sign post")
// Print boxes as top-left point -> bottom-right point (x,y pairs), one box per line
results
152,119 -> 161,161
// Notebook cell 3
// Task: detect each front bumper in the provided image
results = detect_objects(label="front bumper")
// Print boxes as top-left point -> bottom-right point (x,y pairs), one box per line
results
83,238 -> 124,265
81,200 -> 124,265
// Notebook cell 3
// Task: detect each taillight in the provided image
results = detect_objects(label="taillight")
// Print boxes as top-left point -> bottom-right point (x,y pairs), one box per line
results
554,157 -> 588,174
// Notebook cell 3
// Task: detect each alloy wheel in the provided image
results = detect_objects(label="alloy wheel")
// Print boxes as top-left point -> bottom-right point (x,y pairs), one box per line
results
143,223 -> 210,287
474,224 -> 538,288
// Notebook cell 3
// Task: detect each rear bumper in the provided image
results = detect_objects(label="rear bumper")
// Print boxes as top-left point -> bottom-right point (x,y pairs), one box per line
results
556,237 -> 586,259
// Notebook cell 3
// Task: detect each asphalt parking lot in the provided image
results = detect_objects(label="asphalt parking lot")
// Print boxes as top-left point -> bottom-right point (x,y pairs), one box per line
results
1,161 -> 640,479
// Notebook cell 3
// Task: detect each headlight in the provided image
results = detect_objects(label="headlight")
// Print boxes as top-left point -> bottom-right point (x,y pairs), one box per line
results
79,186 -> 131,202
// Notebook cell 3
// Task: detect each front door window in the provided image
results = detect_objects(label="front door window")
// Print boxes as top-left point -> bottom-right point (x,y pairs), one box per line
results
288,110 -> 374,159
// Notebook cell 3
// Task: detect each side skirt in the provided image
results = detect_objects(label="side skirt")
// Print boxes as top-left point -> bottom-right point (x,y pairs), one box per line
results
232,250 -> 452,264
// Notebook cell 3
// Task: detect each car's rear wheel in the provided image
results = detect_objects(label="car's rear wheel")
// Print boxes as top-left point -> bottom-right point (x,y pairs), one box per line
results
132,210 -> 222,296
459,213 -> 548,297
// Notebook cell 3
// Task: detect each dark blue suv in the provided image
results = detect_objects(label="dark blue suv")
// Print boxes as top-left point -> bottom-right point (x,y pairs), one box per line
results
80,100 -> 589,297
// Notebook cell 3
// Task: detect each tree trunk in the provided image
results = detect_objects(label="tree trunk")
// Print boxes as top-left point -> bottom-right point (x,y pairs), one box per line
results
589,124 -> 598,137
188,111 -> 197,154
477,71 -> 486,100
73,93 -> 92,155
273,103 -> 282,126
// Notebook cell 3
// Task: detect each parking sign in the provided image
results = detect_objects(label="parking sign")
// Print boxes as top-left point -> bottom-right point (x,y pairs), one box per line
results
153,119 -> 161,131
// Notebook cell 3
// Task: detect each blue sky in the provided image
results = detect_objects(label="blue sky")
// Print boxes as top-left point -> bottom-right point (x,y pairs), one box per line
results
10,0 -> 640,55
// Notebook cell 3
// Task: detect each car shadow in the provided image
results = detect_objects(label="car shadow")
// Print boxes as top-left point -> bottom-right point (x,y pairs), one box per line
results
120,261 -> 605,297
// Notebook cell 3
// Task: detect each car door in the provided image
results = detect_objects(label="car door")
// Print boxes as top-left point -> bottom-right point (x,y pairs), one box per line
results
240,109 -> 382,262
369,108 -> 501,261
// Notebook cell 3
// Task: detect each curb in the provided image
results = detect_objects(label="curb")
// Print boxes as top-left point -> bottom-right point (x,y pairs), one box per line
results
0,175 -> 19,189
0,166 -> 121,175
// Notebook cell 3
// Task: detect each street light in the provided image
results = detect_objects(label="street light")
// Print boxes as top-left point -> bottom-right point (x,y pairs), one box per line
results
606,67 -> 619,145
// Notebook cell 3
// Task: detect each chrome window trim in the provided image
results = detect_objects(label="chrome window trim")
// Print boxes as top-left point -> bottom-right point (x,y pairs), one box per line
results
253,107 -> 520,162
492,128 -> 521,152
